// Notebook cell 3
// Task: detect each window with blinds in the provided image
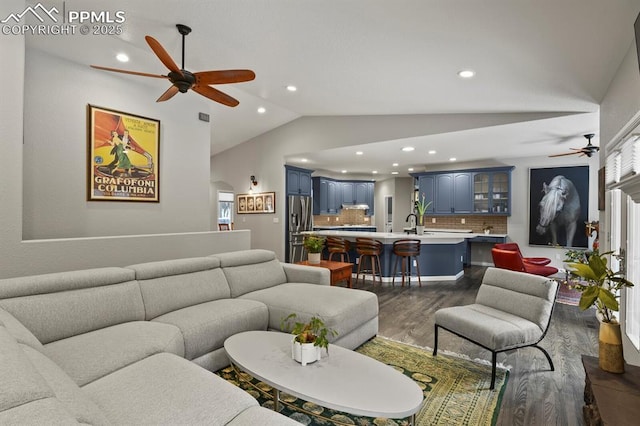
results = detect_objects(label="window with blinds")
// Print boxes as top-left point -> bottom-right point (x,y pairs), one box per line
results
606,135 -> 640,185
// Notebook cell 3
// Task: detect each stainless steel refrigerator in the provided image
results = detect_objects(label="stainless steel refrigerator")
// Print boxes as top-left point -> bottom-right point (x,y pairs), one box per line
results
287,195 -> 313,263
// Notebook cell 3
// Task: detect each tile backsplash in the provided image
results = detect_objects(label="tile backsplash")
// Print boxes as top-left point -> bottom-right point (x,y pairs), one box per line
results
422,215 -> 507,234
314,209 -> 370,226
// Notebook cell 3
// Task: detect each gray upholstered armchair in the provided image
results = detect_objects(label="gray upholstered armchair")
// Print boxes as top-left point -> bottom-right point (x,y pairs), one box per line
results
433,267 -> 559,389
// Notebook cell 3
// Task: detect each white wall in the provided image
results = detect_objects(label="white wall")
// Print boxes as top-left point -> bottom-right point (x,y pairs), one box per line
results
23,50 -> 212,239
0,0 -> 250,279
600,41 -> 640,366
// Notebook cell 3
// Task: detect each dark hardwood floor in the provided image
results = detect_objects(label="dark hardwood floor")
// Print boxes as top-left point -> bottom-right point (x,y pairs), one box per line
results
356,266 -> 599,426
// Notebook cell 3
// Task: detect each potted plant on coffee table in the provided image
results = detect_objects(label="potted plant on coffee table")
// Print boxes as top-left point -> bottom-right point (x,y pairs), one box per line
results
303,234 -> 325,264
566,250 -> 634,373
281,313 -> 337,366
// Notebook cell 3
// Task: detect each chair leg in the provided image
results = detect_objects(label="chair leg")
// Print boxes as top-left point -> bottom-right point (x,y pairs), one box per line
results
355,255 -> 363,287
392,256 -> 399,287
376,255 -> 382,285
534,345 -> 555,371
414,256 -> 422,287
490,352 -> 497,390
433,324 -> 439,356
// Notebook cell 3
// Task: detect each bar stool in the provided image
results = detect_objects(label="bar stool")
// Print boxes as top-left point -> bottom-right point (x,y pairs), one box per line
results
392,239 -> 422,287
355,238 -> 383,287
326,236 -> 351,263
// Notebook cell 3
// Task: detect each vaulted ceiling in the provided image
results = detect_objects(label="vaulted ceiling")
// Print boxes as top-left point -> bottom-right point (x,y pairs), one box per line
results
27,0 -> 640,177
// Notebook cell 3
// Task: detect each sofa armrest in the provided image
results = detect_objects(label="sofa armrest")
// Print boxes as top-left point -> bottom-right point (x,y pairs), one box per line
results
281,263 -> 330,286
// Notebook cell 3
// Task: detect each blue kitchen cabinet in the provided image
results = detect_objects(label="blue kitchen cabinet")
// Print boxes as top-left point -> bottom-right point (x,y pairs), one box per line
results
472,169 -> 512,215
412,167 -> 511,215
286,166 -> 312,196
312,177 -> 340,214
434,172 -> 472,214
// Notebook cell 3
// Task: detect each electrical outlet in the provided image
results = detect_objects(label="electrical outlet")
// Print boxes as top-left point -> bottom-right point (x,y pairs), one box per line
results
273,217 -> 279,223
335,217 -> 339,221
327,217 -> 330,222
461,218 -> 465,224
432,218 -> 436,223
413,259 -> 417,267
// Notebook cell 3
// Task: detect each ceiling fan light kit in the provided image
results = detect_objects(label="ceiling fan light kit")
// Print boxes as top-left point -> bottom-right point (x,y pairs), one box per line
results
91,24 -> 255,107
549,133 -> 600,158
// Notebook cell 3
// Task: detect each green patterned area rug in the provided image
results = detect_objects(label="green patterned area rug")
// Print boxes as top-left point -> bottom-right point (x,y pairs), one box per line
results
216,337 -> 508,426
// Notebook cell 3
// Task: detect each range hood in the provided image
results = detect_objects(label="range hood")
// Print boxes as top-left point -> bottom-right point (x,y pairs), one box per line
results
341,204 -> 370,210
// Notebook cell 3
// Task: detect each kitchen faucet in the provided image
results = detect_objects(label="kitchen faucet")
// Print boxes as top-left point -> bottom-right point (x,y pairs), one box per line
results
406,213 -> 417,229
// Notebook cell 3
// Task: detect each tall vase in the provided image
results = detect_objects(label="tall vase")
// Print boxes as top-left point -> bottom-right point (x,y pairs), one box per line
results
599,321 -> 624,373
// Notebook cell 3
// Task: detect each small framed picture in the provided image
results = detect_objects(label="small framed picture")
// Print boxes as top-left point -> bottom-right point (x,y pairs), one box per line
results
237,192 -> 276,214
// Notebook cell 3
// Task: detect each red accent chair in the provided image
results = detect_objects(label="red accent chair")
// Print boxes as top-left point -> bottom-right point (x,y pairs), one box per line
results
494,243 -> 552,266
491,248 -> 558,277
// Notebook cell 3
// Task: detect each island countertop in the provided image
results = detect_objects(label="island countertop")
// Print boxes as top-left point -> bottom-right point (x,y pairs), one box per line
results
306,230 -> 507,244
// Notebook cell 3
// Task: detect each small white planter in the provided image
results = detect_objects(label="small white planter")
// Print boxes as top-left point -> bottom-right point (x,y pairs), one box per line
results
308,252 -> 321,264
415,226 -> 425,235
291,340 -> 322,366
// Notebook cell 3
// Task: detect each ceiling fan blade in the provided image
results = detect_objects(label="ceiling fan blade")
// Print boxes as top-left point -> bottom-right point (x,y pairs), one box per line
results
193,85 -> 239,107
549,152 -> 581,157
145,36 -> 183,76
90,65 -> 167,79
195,70 -> 256,85
156,85 -> 180,102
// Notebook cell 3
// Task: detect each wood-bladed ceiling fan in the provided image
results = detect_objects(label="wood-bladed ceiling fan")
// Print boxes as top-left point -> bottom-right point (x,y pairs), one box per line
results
91,24 -> 255,107
549,133 -> 599,158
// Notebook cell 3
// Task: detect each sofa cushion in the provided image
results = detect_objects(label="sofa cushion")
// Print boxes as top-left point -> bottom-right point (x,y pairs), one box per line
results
127,257 -> 232,320
240,283 -> 379,342
214,250 -> 288,297
44,321 -> 184,386
435,303 -> 543,350
21,344 -> 109,424
0,307 -> 44,351
152,299 -> 268,361
0,327 -> 52,413
0,397 -> 80,425
0,279 -> 145,345
476,267 -> 557,331
83,352 -> 259,425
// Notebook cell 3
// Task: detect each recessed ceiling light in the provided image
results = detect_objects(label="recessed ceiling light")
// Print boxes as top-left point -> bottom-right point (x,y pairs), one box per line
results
391,171 -> 399,175
402,146 -> 415,152
457,70 -> 475,78
449,157 -> 457,161
116,53 -> 129,63
286,85 -> 297,92
428,150 -> 436,155
356,151 -> 363,156
392,163 -> 399,167
372,171 -> 378,174
341,170 -> 347,174
408,168 -> 414,171
300,158 -> 308,163
257,107 -> 266,114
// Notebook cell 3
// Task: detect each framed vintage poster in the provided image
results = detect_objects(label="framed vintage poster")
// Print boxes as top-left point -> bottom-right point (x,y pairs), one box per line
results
87,105 -> 160,202
237,192 -> 275,214
528,166 -> 589,248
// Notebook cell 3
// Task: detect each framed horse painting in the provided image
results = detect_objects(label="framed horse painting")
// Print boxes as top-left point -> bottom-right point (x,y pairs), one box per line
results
529,166 -> 589,248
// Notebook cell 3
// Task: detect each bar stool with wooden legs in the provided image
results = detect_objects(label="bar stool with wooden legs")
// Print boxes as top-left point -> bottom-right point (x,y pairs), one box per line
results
392,239 -> 422,287
326,236 -> 351,263
355,238 -> 383,287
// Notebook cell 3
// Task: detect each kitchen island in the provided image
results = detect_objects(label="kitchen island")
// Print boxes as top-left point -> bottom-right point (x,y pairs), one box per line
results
305,230 -> 507,282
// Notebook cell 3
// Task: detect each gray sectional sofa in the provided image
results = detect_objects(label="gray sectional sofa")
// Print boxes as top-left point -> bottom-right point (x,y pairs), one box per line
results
0,249 -> 379,425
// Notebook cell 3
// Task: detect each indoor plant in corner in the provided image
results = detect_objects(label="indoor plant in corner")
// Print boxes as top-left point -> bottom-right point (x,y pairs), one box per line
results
303,234 -> 325,264
281,313 -> 337,366
566,250 -> 634,373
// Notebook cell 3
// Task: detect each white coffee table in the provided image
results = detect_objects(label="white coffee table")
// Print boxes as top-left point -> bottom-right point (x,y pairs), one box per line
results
224,331 -> 424,424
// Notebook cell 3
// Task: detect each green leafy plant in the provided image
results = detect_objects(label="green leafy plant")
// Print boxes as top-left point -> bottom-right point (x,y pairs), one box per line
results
415,192 -> 432,226
280,313 -> 337,352
564,248 -> 589,264
303,234 -> 325,253
566,250 -> 634,323
482,222 -> 493,232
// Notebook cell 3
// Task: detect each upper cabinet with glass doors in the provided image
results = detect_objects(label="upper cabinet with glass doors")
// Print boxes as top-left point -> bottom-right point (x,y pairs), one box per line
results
472,169 -> 512,215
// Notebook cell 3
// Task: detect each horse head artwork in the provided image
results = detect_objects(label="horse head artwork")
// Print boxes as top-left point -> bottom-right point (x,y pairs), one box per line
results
536,175 -> 581,247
